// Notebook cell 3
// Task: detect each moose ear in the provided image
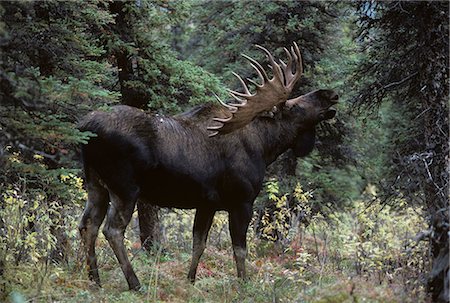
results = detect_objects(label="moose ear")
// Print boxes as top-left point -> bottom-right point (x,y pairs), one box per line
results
292,128 -> 316,157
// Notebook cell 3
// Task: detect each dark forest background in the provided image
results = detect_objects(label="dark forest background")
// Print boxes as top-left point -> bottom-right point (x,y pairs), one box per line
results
0,1 -> 448,302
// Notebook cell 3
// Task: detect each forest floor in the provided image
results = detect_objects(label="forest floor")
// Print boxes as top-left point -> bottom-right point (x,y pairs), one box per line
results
4,220 -> 428,303
5,249 -> 426,303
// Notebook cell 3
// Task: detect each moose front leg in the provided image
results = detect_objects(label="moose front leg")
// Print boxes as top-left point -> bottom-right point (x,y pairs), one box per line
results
187,208 -> 215,282
228,204 -> 252,279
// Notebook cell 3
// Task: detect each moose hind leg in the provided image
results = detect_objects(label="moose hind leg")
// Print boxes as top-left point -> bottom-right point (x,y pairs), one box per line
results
102,190 -> 140,290
137,200 -> 160,251
229,204 -> 252,279
78,179 -> 109,287
187,208 -> 215,283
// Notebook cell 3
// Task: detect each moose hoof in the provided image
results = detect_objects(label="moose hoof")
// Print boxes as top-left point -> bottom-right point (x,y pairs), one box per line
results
129,283 -> 141,291
188,276 -> 196,284
87,280 -> 102,290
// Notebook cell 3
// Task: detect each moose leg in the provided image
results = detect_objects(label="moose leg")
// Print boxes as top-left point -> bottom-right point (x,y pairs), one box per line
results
229,204 -> 252,279
187,208 -> 215,282
102,190 -> 140,290
137,201 -> 160,251
79,179 -> 109,286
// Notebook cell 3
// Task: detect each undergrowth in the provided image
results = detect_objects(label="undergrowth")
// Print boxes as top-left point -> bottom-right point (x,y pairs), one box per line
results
1,184 -> 428,302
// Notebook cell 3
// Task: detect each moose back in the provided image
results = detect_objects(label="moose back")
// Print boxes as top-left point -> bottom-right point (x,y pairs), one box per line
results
78,43 -> 338,290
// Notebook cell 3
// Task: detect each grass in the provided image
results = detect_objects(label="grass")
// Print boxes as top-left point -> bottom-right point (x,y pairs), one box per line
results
2,205 -> 429,302
3,241 -> 426,303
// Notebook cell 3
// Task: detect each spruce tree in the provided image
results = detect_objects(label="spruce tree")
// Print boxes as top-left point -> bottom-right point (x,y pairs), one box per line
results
354,2 -> 449,301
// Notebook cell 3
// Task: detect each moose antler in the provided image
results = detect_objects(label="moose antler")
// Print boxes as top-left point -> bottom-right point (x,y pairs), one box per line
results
208,42 -> 303,136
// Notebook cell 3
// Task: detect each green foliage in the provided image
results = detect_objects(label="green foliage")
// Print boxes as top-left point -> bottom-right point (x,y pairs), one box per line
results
353,3 -> 449,298
353,1 -> 449,209
0,175 -> 85,298
100,0 -> 225,114
181,1 -> 343,93
143,53 -> 225,114
1,189 -> 57,264
1,183 -> 427,302
258,180 -> 312,244
319,195 -> 427,282
0,171 -> 85,261
260,179 -> 290,242
297,151 -> 363,213
257,179 -> 428,286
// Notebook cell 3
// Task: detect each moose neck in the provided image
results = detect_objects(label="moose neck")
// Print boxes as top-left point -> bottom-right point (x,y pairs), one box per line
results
249,113 -> 310,166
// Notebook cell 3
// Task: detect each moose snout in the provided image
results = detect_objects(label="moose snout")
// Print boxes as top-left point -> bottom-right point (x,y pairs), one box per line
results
316,89 -> 339,105
330,92 -> 339,103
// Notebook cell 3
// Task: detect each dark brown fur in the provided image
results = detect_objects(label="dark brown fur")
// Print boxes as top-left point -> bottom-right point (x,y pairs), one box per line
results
78,89 -> 338,290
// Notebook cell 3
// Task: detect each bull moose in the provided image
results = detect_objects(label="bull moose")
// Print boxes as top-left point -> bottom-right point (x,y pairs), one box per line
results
78,43 -> 338,290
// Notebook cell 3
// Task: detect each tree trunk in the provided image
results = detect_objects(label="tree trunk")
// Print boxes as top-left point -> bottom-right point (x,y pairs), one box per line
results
109,1 -> 148,108
427,210 -> 449,303
422,106 -> 449,303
